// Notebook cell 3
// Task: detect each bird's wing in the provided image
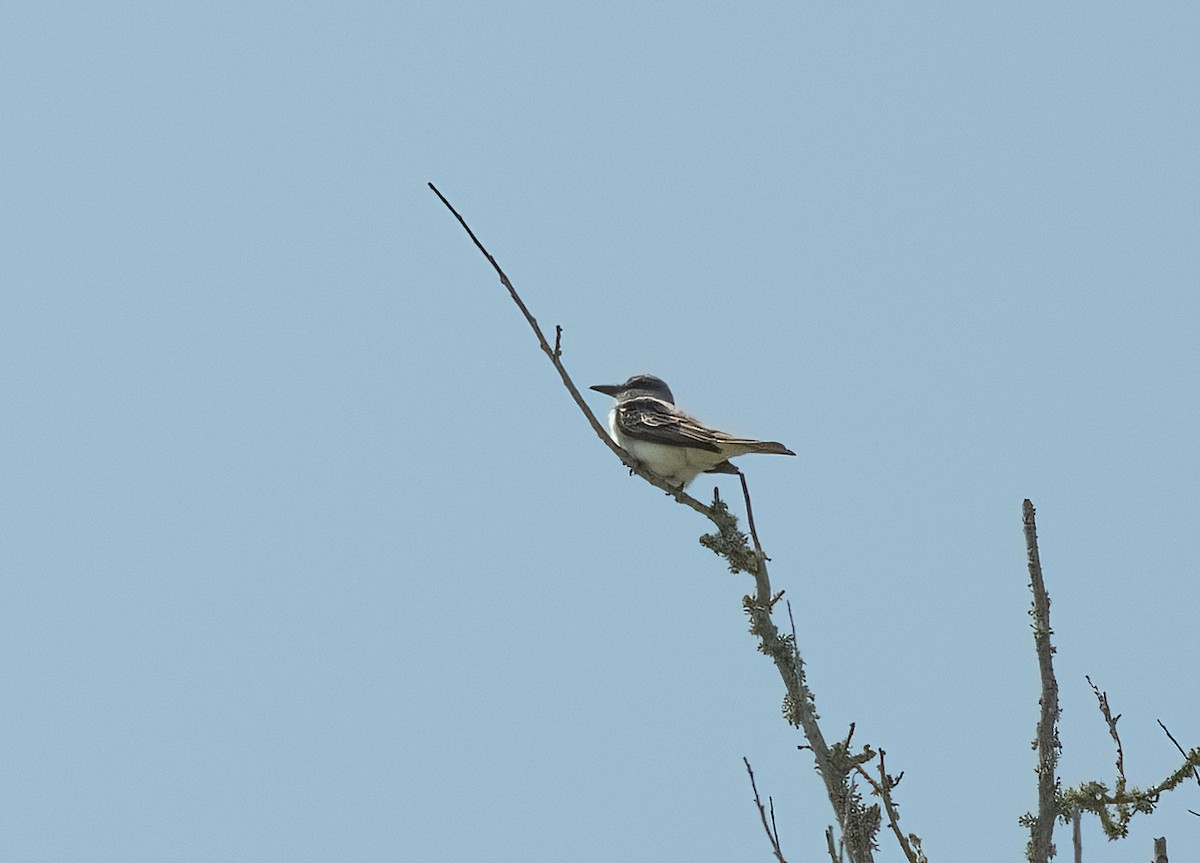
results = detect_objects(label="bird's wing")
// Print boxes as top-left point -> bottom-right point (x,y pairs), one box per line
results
615,397 -> 726,452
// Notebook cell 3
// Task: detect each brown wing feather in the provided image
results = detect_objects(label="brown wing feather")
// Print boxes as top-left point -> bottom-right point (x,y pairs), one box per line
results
617,397 -> 795,457
616,398 -> 724,452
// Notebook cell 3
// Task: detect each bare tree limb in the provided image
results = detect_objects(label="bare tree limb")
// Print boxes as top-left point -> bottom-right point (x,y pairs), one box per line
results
1022,499 -> 1062,863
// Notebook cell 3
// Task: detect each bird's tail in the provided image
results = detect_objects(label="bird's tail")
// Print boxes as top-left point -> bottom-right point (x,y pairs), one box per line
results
720,438 -> 796,457
748,440 -> 796,456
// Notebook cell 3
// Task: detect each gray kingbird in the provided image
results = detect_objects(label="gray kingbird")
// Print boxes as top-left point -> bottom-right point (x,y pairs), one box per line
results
589,374 -> 795,488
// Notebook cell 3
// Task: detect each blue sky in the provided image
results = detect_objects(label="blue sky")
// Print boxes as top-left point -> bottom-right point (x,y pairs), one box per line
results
4,3 -> 1199,861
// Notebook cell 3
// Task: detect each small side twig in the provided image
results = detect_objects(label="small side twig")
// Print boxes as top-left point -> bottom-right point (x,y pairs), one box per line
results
853,749 -> 926,863
1086,676 -> 1125,795
744,758 -> 788,863
739,470 -> 765,562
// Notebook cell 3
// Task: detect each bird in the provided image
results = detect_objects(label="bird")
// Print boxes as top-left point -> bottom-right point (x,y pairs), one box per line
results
589,374 -> 795,488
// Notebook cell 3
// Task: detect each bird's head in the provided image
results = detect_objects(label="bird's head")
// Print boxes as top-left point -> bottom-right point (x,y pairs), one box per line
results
589,374 -> 675,404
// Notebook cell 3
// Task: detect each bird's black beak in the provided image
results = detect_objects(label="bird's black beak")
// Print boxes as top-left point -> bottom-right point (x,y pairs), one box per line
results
589,384 -> 621,396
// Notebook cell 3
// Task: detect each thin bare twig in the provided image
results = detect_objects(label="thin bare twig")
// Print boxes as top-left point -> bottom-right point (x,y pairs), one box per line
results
1156,720 -> 1200,817
428,182 -> 714,518
1157,720 -> 1200,787
739,471 -> 765,561
1023,499 -> 1062,863
769,798 -> 781,856
744,758 -> 788,863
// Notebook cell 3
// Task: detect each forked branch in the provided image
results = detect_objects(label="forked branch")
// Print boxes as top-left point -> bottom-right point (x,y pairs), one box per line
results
1020,501 -> 1200,854
744,757 -> 789,863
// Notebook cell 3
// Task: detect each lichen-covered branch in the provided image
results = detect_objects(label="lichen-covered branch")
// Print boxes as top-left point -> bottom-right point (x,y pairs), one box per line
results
704,495 -> 882,862
1058,745 -> 1200,840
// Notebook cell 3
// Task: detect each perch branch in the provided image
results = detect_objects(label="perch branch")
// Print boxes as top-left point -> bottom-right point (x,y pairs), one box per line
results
428,182 -> 714,517
431,183 -> 884,861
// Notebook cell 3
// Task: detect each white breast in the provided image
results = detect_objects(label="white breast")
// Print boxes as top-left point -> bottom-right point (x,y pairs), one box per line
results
608,408 -> 724,486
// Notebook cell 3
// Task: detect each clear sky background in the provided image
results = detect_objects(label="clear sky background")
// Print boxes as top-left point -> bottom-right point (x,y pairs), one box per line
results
3,3 -> 1199,861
